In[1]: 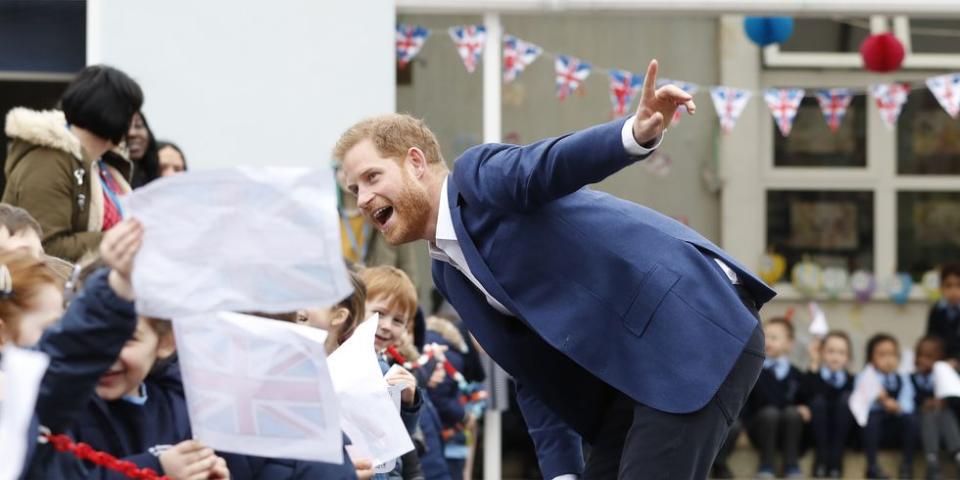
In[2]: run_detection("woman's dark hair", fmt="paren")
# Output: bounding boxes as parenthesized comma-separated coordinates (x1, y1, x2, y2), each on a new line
(130, 112, 160, 188)
(60, 65, 143, 144)
(156, 140, 188, 171)
(865, 333, 899, 366)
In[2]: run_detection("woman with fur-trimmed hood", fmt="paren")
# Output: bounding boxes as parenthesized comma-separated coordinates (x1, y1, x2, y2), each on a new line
(3, 65, 142, 262)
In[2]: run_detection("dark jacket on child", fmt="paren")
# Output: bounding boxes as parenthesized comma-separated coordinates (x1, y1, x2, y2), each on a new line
(801, 368, 853, 403)
(927, 301, 960, 361)
(912, 372, 935, 411)
(19, 269, 138, 480)
(744, 362, 804, 418)
(70, 360, 358, 479)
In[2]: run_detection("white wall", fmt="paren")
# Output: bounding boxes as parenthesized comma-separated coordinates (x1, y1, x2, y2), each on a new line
(91, 0, 395, 169)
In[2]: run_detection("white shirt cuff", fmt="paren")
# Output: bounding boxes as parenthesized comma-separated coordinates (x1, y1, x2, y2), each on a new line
(621, 115, 664, 156)
(552, 475, 579, 480)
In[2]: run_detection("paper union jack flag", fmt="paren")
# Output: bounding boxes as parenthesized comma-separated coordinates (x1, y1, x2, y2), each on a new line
(871, 83, 911, 130)
(658, 79, 700, 125)
(815, 88, 853, 133)
(178, 320, 332, 440)
(396, 24, 430, 68)
(503, 35, 542, 84)
(926, 73, 960, 119)
(554, 55, 591, 101)
(763, 88, 805, 137)
(448, 25, 486, 73)
(709, 87, 752, 134)
(608, 69, 643, 117)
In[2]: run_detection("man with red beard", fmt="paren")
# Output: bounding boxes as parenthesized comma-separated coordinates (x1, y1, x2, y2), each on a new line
(335, 60, 775, 480)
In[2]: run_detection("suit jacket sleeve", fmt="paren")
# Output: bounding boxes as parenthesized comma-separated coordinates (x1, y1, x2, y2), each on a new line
(454, 118, 652, 212)
(516, 382, 584, 479)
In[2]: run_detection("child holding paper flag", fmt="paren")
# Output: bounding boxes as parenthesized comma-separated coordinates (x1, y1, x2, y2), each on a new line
(914, 336, 960, 480)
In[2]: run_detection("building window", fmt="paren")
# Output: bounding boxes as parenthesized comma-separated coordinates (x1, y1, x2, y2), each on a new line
(774, 95, 867, 168)
(897, 90, 960, 175)
(898, 191, 960, 277)
(767, 190, 874, 273)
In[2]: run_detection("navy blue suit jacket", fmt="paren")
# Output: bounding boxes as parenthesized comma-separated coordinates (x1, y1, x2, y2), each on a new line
(430, 118, 775, 477)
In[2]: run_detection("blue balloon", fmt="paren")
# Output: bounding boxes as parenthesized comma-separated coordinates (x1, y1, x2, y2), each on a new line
(743, 17, 795, 47)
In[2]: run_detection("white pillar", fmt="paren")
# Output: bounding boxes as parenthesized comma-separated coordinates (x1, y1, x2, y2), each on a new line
(481, 13, 503, 480)
(85, 0, 102, 65)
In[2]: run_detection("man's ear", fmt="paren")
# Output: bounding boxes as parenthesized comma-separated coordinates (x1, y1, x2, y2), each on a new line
(406, 147, 428, 178)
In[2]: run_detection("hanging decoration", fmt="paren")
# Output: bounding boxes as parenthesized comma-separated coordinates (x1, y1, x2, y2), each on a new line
(850, 270, 876, 303)
(743, 17, 795, 47)
(871, 83, 911, 130)
(822, 266, 849, 300)
(884, 272, 914, 306)
(710, 87, 752, 134)
(503, 35, 542, 84)
(860, 33, 906, 73)
(815, 88, 854, 133)
(608, 69, 643, 117)
(448, 25, 486, 73)
(764, 88, 805, 137)
(792, 257, 823, 297)
(396, 24, 430, 68)
(758, 250, 787, 286)
(926, 73, 960, 119)
(554, 55, 591, 101)
(922, 270, 942, 302)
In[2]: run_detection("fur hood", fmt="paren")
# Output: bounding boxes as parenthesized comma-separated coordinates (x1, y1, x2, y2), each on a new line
(5, 107, 83, 159)
(426, 316, 468, 353)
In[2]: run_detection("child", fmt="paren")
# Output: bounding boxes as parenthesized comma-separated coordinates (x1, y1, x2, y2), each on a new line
(3, 220, 187, 479)
(912, 336, 960, 480)
(0, 203, 43, 257)
(859, 333, 918, 479)
(803, 330, 855, 478)
(927, 263, 960, 365)
(295, 268, 367, 354)
(359, 265, 450, 480)
(743, 317, 807, 479)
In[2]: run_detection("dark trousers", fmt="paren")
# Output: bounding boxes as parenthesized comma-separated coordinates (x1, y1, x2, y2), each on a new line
(581, 283, 764, 480)
(862, 410, 918, 469)
(810, 392, 853, 471)
(746, 405, 804, 471)
(446, 458, 465, 480)
(920, 408, 960, 459)
(714, 419, 743, 468)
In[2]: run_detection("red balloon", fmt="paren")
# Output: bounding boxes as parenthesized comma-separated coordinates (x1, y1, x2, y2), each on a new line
(860, 33, 905, 73)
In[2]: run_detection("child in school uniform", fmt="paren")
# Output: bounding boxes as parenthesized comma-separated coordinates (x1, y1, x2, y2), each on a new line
(743, 317, 807, 479)
(912, 335, 960, 480)
(859, 333, 919, 480)
(69, 237, 364, 479)
(926, 263, 960, 364)
(803, 330, 855, 478)
(359, 265, 450, 480)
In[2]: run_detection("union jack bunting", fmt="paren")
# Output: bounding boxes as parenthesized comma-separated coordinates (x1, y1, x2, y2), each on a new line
(815, 88, 853, 133)
(926, 73, 960, 119)
(710, 87, 752, 134)
(448, 25, 486, 73)
(554, 55, 591, 101)
(871, 83, 910, 130)
(503, 35, 542, 83)
(396, 24, 430, 68)
(763, 88, 805, 137)
(608, 69, 643, 117)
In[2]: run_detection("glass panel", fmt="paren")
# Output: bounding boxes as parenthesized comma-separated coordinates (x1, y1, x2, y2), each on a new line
(774, 95, 867, 167)
(897, 90, 960, 175)
(898, 191, 960, 279)
(767, 190, 874, 273)
(778, 18, 870, 53)
(909, 20, 960, 54)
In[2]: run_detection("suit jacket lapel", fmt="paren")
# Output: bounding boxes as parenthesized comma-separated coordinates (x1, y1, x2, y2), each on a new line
(445, 176, 521, 317)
